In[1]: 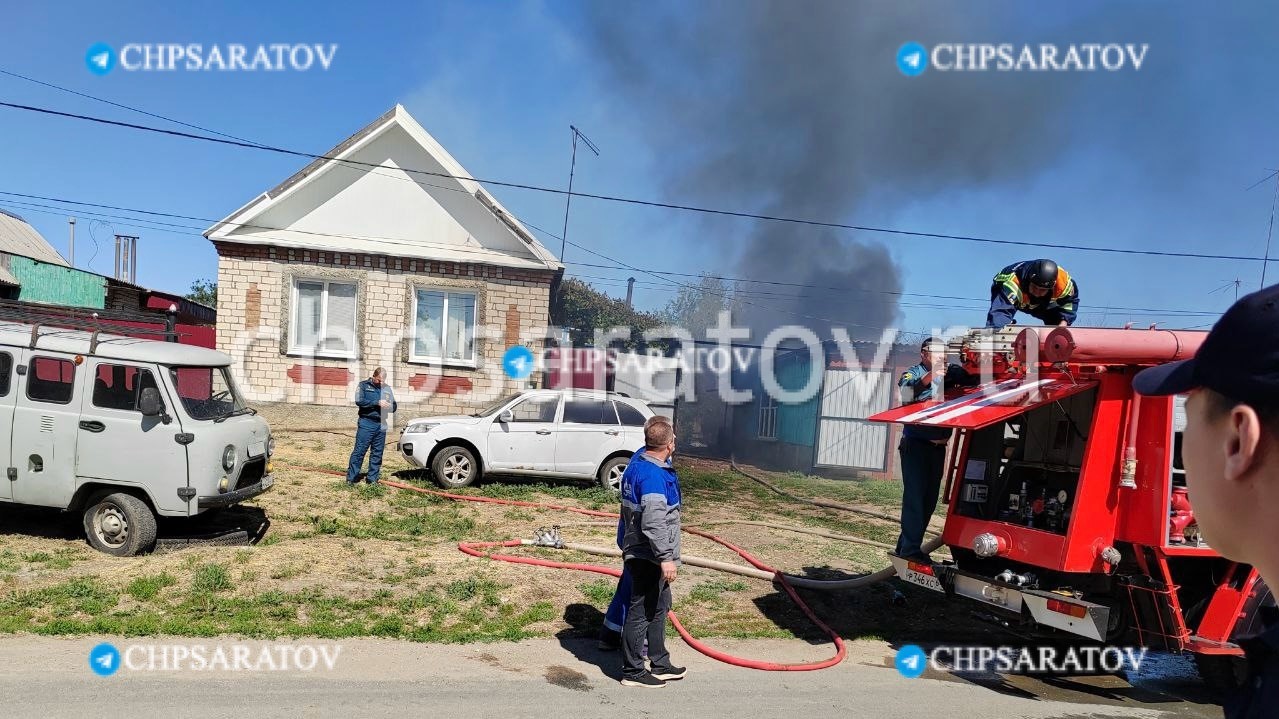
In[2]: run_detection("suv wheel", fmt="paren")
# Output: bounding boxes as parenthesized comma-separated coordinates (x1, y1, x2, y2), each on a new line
(598, 456, 629, 494)
(432, 446, 479, 489)
(83, 491, 157, 557)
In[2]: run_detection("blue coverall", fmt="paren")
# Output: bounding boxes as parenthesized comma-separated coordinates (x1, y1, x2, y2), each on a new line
(347, 378, 397, 484)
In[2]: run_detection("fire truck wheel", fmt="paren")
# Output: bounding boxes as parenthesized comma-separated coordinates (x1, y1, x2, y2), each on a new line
(1194, 654, 1249, 696)
(1189, 582, 1273, 695)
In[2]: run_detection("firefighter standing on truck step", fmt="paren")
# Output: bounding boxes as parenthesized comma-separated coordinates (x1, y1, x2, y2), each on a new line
(987, 259, 1079, 329)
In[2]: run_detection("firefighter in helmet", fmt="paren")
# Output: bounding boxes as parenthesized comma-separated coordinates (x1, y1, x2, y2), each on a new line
(986, 259, 1080, 329)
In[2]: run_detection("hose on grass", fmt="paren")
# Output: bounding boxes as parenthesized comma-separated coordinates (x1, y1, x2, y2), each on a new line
(729, 458, 943, 538)
(280, 461, 938, 670)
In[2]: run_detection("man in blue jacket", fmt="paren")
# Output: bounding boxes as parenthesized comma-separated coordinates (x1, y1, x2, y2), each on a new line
(599, 417, 670, 651)
(617, 417, 686, 688)
(346, 367, 397, 485)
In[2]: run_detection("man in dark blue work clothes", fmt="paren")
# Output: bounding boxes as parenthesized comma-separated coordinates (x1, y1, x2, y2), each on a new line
(617, 417, 686, 688)
(895, 338, 972, 562)
(599, 417, 671, 652)
(347, 367, 397, 485)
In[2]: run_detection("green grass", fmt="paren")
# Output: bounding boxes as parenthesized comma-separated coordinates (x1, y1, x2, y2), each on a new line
(270, 563, 307, 581)
(0, 573, 556, 643)
(302, 508, 478, 542)
(126, 572, 177, 601)
(191, 564, 234, 594)
(579, 578, 615, 606)
(685, 579, 750, 608)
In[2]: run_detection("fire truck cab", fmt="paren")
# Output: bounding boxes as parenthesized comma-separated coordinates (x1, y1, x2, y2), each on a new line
(871, 326, 1273, 689)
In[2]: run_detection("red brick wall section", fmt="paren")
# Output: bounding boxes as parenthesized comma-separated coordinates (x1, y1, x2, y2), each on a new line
(287, 364, 353, 386)
(408, 375, 473, 395)
(212, 241, 557, 285)
(505, 305, 520, 346)
(245, 284, 261, 329)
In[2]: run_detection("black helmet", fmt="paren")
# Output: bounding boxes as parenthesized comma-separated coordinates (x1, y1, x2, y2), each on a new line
(1021, 259, 1058, 289)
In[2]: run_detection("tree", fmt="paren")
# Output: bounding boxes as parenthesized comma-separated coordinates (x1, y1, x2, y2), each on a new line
(551, 278, 664, 349)
(186, 278, 217, 307)
(660, 274, 742, 338)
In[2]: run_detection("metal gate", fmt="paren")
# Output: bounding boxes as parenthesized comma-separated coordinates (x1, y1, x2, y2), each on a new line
(814, 369, 892, 470)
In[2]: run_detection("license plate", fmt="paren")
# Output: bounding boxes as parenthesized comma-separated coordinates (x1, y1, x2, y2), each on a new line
(248, 441, 266, 458)
(901, 568, 944, 593)
(261, 475, 274, 489)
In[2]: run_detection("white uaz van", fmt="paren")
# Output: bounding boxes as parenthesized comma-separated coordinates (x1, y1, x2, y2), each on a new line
(0, 321, 273, 556)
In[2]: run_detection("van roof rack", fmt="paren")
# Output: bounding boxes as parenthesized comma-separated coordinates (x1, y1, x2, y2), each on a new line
(0, 305, 176, 354)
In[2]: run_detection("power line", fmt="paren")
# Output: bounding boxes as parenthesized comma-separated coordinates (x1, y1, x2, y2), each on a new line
(565, 273, 1220, 319)
(3, 190, 1222, 324)
(0, 191, 544, 265)
(0, 189, 921, 335)
(0, 79, 1234, 332)
(0, 98, 1270, 263)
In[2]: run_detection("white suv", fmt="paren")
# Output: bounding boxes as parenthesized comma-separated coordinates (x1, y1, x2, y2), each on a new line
(397, 390, 655, 492)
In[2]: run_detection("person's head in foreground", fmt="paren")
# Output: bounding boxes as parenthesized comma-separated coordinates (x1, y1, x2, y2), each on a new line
(1134, 283, 1279, 580)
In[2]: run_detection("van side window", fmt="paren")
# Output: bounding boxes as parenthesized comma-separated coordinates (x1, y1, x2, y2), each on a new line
(92, 364, 158, 412)
(27, 356, 76, 404)
(0, 352, 11, 397)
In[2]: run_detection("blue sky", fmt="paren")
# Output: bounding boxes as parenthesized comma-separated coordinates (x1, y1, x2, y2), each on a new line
(2, 1, 1278, 340)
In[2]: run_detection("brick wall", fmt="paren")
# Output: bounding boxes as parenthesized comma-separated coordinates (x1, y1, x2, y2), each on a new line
(214, 242, 555, 422)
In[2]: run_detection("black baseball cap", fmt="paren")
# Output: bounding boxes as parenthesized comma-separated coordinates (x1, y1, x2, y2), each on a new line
(1134, 284, 1279, 399)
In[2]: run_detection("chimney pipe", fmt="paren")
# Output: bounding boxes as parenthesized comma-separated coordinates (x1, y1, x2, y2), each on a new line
(626, 277, 635, 308)
(68, 217, 76, 266)
(114, 235, 121, 278)
(130, 236, 137, 283)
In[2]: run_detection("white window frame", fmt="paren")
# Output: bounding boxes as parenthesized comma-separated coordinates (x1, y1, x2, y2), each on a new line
(409, 286, 479, 367)
(289, 278, 359, 359)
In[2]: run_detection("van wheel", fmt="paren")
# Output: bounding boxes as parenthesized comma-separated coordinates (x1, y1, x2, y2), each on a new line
(83, 492, 157, 557)
(431, 446, 479, 489)
(598, 457, 629, 494)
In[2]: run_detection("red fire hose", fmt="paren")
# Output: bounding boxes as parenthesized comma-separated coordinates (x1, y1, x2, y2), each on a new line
(282, 464, 851, 671)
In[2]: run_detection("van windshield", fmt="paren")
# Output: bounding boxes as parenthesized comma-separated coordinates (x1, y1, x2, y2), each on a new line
(169, 366, 250, 421)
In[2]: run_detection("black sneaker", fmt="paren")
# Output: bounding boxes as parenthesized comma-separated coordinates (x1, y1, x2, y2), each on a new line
(651, 665, 687, 681)
(620, 673, 666, 688)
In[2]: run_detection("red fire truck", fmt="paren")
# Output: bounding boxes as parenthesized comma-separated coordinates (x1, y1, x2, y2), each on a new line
(870, 326, 1273, 689)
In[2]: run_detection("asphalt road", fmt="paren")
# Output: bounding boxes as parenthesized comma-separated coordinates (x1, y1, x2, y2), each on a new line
(0, 636, 1222, 719)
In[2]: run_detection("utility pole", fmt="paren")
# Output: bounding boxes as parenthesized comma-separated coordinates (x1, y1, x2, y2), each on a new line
(1263, 174, 1279, 289)
(559, 125, 599, 263)
(625, 277, 635, 308)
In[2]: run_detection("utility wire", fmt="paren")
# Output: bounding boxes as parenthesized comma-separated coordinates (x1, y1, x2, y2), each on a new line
(0, 191, 1226, 320)
(0, 189, 919, 335)
(0, 98, 1270, 263)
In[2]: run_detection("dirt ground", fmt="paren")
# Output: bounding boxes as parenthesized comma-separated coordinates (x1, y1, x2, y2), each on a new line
(0, 428, 981, 649)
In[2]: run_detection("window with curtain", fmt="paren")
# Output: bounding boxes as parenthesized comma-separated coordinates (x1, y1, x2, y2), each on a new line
(290, 279, 358, 357)
(411, 288, 477, 364)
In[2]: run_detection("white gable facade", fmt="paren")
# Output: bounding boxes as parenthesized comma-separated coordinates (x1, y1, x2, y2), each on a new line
(205, 106, 563, 420)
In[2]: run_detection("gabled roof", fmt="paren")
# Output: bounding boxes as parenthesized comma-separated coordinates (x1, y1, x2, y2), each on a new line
(0, 209, 70, 267)
(204, 105, 563, 272)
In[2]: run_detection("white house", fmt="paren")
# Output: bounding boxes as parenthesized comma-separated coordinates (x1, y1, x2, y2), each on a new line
(204, 105, 564, 422)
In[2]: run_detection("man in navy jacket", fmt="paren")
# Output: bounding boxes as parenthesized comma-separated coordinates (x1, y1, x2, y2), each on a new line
(617, 417, 686, 688)
(346, 367, 397, 485)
